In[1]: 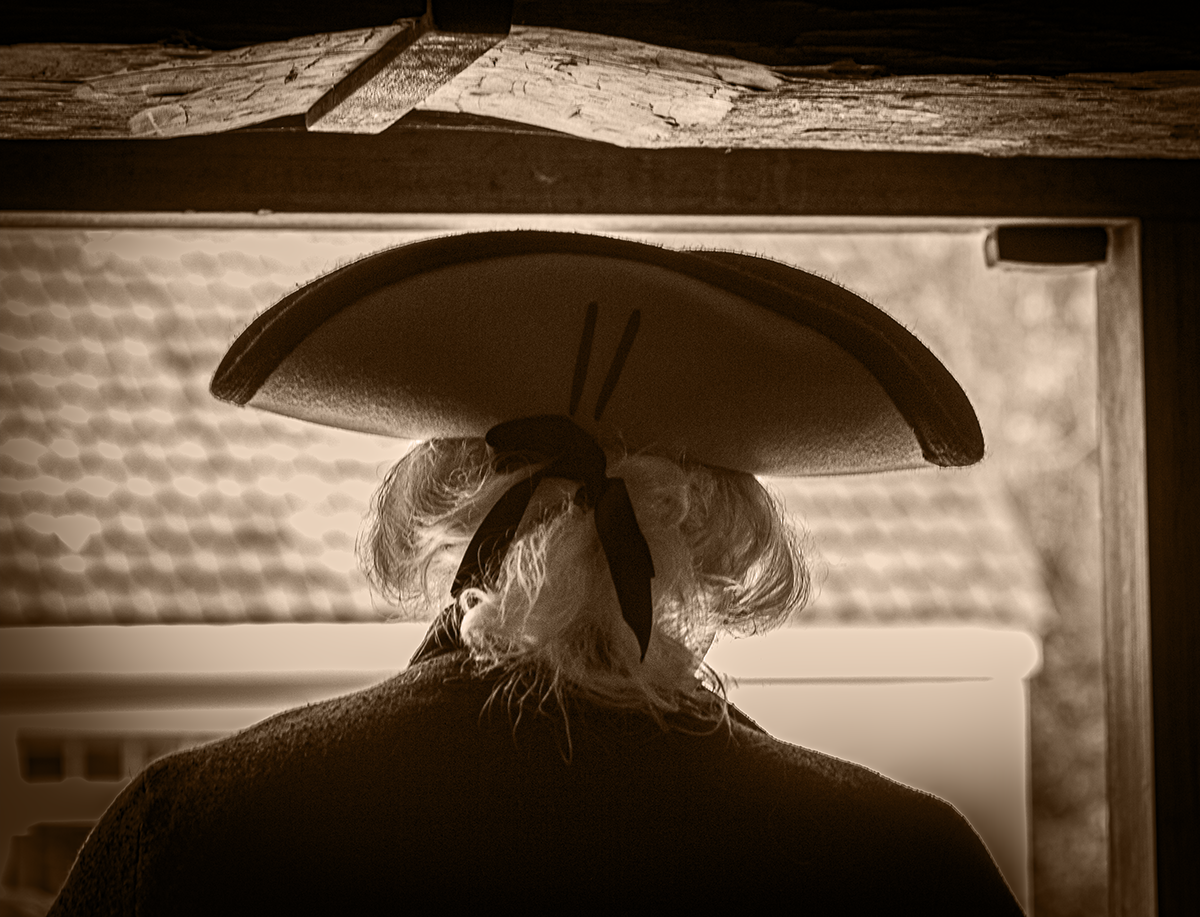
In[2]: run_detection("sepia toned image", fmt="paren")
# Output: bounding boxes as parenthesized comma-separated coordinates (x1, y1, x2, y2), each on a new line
(1, 2, 1196, 915)
(3, 222, 1101, 913)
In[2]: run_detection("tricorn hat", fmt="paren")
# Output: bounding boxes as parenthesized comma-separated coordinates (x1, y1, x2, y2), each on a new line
(211, 231, 983, 476)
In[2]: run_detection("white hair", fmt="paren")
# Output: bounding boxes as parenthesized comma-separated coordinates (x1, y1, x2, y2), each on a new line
(360, 437, 811, 731)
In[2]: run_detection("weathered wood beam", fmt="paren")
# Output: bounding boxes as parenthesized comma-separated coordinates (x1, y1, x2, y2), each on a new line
(2, 132, 1195, 218)
(304, 17, 430, 131)
(3, 26, 1198, 156)
(306, 9, 508, 134)
(0, 27, 408, 138)
(414, 27, 783, 146)
(415, 27, 1200, 157)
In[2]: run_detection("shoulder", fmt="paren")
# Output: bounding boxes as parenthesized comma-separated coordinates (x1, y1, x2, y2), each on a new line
(138, 653, 487, 797)
(48, 771, 146, 916)
(50, 657, 491, 914)
(51, 658, 1023, 913)
(712, 722, 1023, 913)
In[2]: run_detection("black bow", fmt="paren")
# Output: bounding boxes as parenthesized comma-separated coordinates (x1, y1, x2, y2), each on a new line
(448, 415, 656, 661)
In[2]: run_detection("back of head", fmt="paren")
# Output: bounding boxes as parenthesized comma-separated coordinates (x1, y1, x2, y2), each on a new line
(361, 438, 810, 720)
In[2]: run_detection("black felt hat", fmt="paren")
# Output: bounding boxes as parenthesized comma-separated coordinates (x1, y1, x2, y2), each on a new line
(211, 231, 983, 476)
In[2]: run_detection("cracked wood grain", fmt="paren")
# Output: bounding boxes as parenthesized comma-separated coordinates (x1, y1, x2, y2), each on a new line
(417, 27, 783, 147)
(415, 27, 1200, 157)
(2, 24, 1197, 156)
(0, 27, 409, 138)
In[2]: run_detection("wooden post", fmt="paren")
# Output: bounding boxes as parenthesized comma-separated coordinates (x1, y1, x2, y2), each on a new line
(1097, 224, 1157, 916)
(1139, 220, 1200, 917)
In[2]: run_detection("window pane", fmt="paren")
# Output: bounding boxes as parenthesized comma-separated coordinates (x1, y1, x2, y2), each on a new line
(0, 224, 1103, 914)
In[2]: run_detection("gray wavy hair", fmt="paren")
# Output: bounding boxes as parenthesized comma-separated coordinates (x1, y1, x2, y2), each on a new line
(359, 437, 811, 726)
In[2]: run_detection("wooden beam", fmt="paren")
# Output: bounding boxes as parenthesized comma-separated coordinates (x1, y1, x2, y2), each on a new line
(304, 16, 431, 131)
(306, 11, 508, 134)
(414, 27, 784, 147)
(415, 27, 1200, 156)
(1097, 225, 1157, 917)
(0, 27, 408, 138)
(4, 26, 1198, 156)
(2, 131, 1196, 217)
(1139, 219, 1200, 917)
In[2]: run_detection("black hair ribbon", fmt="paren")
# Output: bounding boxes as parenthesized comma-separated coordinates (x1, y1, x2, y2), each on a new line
(424, 415, 656, 663)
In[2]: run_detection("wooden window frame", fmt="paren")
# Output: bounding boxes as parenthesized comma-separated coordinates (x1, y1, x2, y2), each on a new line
(1, 136, 1195, 915)
(1097, 224, 1157, 915)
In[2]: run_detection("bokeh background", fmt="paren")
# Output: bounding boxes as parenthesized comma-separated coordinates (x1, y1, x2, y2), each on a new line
(1, 223, 1103, 914)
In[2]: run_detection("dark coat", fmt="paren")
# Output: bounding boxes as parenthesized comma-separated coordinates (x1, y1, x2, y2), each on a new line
(50, 651, 1024, 914)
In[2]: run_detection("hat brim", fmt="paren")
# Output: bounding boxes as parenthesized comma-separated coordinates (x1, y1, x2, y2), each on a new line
(211, 231, 983, 476)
